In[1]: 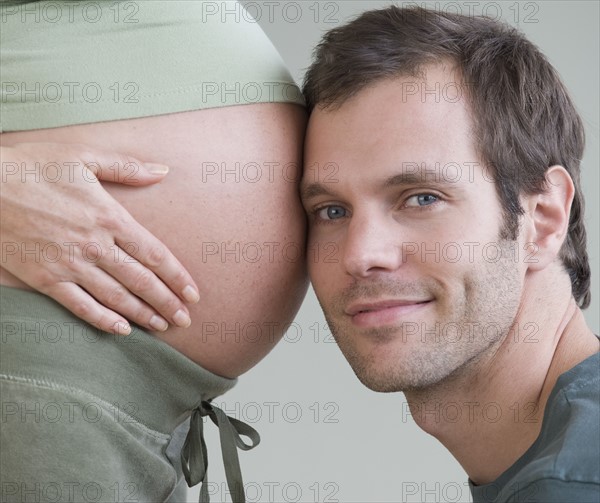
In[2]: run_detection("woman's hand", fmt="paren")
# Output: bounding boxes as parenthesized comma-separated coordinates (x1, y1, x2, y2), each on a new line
(0, 142, 199, 335)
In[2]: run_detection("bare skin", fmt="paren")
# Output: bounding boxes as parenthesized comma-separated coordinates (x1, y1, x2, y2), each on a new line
(0, 143, 201, 335)
(1, 103, 309, 378)
(302, 68, 598, 484)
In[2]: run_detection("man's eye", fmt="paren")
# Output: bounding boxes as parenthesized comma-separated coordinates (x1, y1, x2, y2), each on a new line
(405, 194, 439, 207)
(316, 205, 347, 221)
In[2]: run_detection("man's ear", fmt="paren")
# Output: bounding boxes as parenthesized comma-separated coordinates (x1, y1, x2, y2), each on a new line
(521, 165, 575, 271)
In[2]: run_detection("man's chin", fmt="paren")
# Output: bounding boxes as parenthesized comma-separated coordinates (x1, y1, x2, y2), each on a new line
(353, 371, 447, 394)
(348, 361, 410, 393)
(347, 357, 455, 394)
(355, 374, 405, 393)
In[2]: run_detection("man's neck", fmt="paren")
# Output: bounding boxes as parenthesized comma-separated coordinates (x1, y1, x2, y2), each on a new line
(404, 269, 598, 485)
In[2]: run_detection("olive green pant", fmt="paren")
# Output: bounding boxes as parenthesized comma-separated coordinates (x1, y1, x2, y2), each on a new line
(0, 286, 238, 503)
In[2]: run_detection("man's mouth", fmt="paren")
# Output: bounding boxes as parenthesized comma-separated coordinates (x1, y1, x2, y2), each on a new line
(345, 299, 433, 328)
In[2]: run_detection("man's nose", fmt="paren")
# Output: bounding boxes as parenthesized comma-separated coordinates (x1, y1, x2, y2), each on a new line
(342, 213, 404, 279)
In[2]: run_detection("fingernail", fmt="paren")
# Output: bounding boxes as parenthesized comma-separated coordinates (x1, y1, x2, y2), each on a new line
(173, 309, 191, 328)
(113, 321, 131, 336)
(182, 285, 200, 303)
(145, 163, 169, 175)
(149, 315, 169, 332)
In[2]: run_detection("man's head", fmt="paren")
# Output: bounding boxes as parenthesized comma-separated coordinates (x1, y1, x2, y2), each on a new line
(301, 7, 588, 392)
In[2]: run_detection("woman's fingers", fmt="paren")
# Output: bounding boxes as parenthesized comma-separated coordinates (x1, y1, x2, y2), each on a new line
(76, 267, 171, 332)
(80, 146, 171, 186)
(97, 242, 193, 328)
(113, 224, 200, 304)
(0, 142, 199, 332)
(43, 281, 133, 336)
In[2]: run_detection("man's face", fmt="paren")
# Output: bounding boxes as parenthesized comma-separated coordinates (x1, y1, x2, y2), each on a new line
(302, 65, 526, 392)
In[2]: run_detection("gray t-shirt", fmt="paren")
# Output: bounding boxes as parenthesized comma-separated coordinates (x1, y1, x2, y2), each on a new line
(470, 350, 600, 503)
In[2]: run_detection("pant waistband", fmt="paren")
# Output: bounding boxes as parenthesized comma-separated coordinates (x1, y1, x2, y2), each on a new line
(0, 285, 237, 434)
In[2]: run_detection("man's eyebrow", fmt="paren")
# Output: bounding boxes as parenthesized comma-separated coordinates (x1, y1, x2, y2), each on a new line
(300, 183, 339, 202)
(382, 172, 426, 188)
(301, 165, 465, 202)
(382, 166, 466, 189)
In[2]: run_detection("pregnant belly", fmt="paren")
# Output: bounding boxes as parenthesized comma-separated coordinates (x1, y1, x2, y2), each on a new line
(0, 103, 309, 378)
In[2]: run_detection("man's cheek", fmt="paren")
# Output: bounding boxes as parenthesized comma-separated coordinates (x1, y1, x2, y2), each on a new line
(307, 258, 330, 290)
(306, 243, 323, 283)
(307, 258, 337, 299)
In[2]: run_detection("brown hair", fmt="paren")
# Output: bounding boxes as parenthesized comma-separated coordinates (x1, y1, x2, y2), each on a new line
(303, 6, 590, 308)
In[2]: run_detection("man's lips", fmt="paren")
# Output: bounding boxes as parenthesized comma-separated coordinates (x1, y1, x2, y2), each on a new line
(345, 299, 433, 328)
(345, 299, 432, 316)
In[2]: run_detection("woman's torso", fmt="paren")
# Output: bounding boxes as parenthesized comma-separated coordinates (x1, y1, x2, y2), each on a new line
(0, 1, 308, 378)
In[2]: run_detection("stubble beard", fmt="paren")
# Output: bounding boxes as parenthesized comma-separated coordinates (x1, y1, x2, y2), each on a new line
(321, 239, 523, 393)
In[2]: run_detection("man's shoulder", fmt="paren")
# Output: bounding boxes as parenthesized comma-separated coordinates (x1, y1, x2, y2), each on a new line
(472, 352, 600, 503)
(502, 478, 600, 503)
(504, 351, 600, 502)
